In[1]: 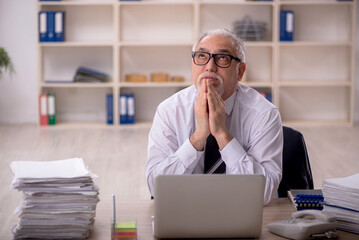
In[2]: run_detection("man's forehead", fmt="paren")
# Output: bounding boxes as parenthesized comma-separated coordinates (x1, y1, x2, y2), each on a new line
(196, 35, 236, 54)
(197, 47, 231, 54)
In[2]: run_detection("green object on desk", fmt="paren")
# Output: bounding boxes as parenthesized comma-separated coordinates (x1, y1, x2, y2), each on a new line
(116, 221, 136, 229)
(114, 222, 137, 239)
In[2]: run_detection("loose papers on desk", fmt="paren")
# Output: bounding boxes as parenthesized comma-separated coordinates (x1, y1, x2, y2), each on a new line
(322, 173, 359, 235)
(10, 158, 100, 239)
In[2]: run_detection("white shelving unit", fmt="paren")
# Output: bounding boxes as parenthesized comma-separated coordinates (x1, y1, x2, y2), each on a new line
(37, 0, 356, 128)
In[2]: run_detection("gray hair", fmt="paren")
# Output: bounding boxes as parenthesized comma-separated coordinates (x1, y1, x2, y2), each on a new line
(192, 28, 246, 63)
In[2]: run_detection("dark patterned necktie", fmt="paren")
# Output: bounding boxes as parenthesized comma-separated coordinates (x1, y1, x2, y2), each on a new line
(204, 134, 226, 174)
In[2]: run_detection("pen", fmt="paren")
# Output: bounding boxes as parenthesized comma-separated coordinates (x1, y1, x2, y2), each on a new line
(112, 194, 116, 240)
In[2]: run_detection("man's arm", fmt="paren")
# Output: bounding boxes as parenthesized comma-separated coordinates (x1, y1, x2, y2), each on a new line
(220, 109, 283, 205)
(146, 106, 204, 197)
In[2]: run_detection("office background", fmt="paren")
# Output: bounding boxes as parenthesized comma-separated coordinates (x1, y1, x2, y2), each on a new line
(0, 0, 359, 124)
(1, 1, 359, 238)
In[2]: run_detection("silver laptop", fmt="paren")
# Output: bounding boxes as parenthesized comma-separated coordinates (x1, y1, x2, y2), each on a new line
(153, 174, 265, 239)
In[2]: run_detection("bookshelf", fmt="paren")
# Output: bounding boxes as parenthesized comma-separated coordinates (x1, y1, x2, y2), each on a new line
(37, 0, 356, 128)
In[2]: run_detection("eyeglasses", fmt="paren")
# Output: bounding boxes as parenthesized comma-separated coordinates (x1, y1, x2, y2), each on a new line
(192, 51, 241, 68)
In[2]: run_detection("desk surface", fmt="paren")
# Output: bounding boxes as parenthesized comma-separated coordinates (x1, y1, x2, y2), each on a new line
(90, 198, 357, 240)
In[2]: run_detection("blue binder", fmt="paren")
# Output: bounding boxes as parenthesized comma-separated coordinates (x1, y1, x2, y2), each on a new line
(126, 93, 135, 124)
(119, 93, 135, 124)
(279, 11, 286, 41)
(107, 94, 113, 125)
(39, 12, 47, 42)
(47, 11, 56, 42)
(119, 94, 128, 124)
(54, 11, 65, 42)
(280, 10, 294, 41)
(285, 11, 294, 41)
(39, 11, 65, 42)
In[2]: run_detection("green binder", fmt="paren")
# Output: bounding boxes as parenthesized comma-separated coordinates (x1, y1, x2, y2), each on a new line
(48, 94, 56, 125)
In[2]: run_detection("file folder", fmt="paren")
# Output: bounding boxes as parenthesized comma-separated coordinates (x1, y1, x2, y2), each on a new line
(285, 11, 294, 41)
(280, 10, 294, 41)
(119, 94, 127, 124)
(47, 94, 56, 125)
(127, 93, 135, 124)
(279, 11, 286, 41)
(107, 94, 113, 125)
(55, 12, 65, 42)
(119, 94, 135, 124)
(47, 12, 56, 42)
(39, 12, 47, 42)
(39, 94, 48, 126)
(74, 67, 109, 83)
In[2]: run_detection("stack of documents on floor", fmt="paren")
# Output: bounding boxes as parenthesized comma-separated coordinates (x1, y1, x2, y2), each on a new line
(10, 158, 99, 239)
(322, 173, 359, 235)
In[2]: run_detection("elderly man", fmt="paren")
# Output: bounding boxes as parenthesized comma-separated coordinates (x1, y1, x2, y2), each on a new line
(146, 28, 283, 205)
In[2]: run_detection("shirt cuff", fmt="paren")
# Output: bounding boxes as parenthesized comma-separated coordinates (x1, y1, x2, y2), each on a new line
(220, 138, 246, 170)
(177, 138, 204, 170)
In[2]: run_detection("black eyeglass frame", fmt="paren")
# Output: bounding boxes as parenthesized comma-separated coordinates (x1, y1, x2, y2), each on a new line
(192, 51, 241, 68)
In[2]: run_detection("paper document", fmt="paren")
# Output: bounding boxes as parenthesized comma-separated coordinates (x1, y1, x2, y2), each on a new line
(10, 158, 93, 179)
(10, 158, 100, 240)
(322, 173, 359, 234)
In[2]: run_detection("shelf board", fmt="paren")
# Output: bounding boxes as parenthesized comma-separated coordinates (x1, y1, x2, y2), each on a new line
(241, 81, 272, 88)
(40, 121, 153, 129)
(119, 0, 194, 6)
(244, 42, 274, 47)
(279, 81, 351, 87)
(40, 121, 115, 129)
(41, 82, 113, 88)
(38, 1, 113, 6)
(279, 0, 353, 6)
(120, 81, 193, 88)
(279, 41, 352, 47)
(121, 81, 271, 88)
(283, 119, 352, 127)
(119, 41, 193, 47)
(199, 0, 274, 6)
(39, 42, 113, 47)
(119, 121, 152, 129)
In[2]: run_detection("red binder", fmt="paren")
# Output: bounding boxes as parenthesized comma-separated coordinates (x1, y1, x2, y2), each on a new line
(39, 94, 48, 126)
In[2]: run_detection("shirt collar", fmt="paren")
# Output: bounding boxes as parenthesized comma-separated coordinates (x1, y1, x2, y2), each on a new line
(225, 89, 237, 116)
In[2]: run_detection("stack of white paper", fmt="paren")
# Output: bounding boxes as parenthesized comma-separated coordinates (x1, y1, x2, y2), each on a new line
(10, 158, 99, 239)
(322, 173, 359, 235)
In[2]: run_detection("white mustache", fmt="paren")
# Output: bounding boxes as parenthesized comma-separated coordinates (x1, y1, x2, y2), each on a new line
(197, 72, 223, 85)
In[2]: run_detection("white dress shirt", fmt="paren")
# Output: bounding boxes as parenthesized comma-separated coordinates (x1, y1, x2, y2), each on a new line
(146, 83, 283, 205)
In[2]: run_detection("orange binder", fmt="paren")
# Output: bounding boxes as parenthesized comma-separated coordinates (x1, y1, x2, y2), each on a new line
(39, 94, 48, 126)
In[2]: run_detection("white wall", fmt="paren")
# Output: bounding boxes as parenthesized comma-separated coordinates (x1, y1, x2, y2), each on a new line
(0, 0, 358, 124)
(0, 0, 37, 123)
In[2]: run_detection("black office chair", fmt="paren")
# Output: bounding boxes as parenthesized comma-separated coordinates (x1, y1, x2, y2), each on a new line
(278, 126, 314, 198)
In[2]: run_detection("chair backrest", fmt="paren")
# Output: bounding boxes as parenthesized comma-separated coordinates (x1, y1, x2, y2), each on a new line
(278, 126, 314, 197)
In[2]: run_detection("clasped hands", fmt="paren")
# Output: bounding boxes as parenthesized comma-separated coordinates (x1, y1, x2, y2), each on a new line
(190, 80, 233, 151)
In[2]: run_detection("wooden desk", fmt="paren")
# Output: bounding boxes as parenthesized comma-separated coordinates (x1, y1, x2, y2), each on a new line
(91, 198, 358, 240)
